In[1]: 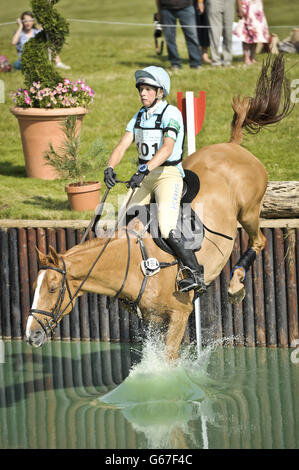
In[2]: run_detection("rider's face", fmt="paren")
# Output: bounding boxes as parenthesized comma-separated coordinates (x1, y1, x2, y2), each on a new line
(138, 85, 161, 107)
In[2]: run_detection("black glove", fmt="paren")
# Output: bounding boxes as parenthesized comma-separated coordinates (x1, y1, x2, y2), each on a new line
(104, 167, 117, 189)
(128, 171, 146, 189)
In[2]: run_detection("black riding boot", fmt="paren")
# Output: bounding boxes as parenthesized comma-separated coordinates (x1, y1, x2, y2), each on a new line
(166, 229, 207, 293)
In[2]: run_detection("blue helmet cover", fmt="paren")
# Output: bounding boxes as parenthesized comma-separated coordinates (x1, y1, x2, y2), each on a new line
(135, 66, 171, 97)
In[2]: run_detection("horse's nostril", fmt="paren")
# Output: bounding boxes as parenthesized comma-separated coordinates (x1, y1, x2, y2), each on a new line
(29, 329, 46, 347)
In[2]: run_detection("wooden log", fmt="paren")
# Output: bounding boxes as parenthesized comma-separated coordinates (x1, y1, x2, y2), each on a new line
(273, 228, 288, 347)
(231, 230, 244, 346)
(220, 261, 234, 345)
(37, 228, 47, 254)
(27, 228, 38, 304)
(18, 228, 30, 336)
(261, 181, 299, 218)
(98, 295, 110, 342)
(111, 347, 124, 385)
(46, 228, 57, 253)
(129, 310, 144, 343)
(8, 229, 22, 339)
(57, 228, 70, 340)
(263, 228, 277, 347)
(213, 275, 223, 342)
(253, 238, 266, 347)
(88, 293, 100, 340)
(66, 228, 80, 340)
(118, 301, 130, 343)
(46, 228, 61, 339)
(0, 230, 11, 338)
(285, 228, 299, 346)
(76, 230, 90, 341)
(90, 342, 104, 387)
(108, 297, 120, 342)
(241, 229, 255, 347)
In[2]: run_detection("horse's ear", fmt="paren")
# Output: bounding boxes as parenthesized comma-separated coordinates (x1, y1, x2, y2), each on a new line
(35, 247, 48, 266)
(48, 245, 60, 266)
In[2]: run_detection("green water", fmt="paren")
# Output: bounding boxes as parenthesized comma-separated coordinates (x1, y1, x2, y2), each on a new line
(0, 339, 298, 449)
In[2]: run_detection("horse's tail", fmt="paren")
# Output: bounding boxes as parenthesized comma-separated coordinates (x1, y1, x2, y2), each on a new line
(230, 54, 292, 145)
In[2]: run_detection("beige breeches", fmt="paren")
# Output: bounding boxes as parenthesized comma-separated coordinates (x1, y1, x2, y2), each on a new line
(121, 166, 183, 239)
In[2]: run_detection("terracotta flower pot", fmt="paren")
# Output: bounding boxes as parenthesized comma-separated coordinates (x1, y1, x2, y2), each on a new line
(10, 106, 88, 180)
(65, 181, 101, 212)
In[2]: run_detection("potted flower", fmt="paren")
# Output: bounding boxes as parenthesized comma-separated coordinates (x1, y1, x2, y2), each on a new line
(10, 0, 95, 180)
(44, 115, 107, 212)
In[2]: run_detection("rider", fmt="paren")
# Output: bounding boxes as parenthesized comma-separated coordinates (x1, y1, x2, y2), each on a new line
(103, 66, 204, 292)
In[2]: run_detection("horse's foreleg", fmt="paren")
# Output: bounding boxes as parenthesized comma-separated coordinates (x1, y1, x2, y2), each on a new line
(228, 205, 267, 304)
(165, 310, 190, 360)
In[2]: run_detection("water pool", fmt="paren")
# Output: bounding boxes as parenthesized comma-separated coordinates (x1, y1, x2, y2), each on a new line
(0, 339, 298, 449)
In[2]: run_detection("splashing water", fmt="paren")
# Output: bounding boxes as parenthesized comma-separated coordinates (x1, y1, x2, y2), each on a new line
(100, 331, 214, 406)
(98, 330, 225, 448)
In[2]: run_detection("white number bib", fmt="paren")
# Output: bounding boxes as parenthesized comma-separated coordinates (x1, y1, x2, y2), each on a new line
(135, 128, 163, 161)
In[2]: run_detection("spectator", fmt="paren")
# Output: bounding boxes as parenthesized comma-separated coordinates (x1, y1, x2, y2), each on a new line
(235, 0, 269, 65)
(156, 0, 202, 70)
(194, 0, 212, 64)
(12, 11, 70, 70)
(206, 0, 235, 66)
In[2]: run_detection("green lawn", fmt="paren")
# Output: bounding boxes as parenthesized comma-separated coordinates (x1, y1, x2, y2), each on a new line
(0, 0, 298, 220)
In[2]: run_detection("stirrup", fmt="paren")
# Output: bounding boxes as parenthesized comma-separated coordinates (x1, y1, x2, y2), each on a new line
(176, 266, 207, 293)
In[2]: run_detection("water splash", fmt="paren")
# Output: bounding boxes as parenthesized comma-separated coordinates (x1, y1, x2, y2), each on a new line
(100, 331, 213, 406)
(97, 330, 245, 448)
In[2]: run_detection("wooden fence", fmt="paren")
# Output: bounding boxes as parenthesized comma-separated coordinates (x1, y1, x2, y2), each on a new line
(0, 222, 298, 347)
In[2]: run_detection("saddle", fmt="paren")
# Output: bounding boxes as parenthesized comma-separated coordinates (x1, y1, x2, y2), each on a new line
(125, 169, 204, 255)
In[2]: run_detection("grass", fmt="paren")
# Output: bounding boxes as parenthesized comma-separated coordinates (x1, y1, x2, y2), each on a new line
(0, 0, 298, 220)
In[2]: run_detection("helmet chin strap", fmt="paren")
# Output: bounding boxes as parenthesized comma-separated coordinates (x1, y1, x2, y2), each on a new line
(146, 88, 163, 110)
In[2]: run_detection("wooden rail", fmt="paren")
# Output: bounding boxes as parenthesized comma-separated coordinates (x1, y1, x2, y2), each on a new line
(0, 223, 298, 347)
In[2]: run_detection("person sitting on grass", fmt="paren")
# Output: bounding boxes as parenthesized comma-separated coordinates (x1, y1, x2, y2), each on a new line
(11, 10, 70, 70)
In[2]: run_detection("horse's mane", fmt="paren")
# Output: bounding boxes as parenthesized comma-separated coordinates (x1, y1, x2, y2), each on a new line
(64, 225, 130, 257)
(230, 54, 292, 145)
(65, 235, 112, 256)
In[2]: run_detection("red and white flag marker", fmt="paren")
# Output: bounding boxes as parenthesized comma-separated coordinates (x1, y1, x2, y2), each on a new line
(177, 90, 206, 355)
(177, 90, 208, 445)
(177, 91, 206, 155)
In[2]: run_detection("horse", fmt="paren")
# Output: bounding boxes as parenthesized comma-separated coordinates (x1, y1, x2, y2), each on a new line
(25, 55, 291, 360)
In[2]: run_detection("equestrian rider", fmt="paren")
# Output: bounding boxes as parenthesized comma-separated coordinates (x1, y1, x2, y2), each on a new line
(103, 66, 204, 292)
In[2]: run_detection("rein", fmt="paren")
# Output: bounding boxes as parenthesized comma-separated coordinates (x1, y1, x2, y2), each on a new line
(28, 225, 177, 336)
(28, 185, 135, 337)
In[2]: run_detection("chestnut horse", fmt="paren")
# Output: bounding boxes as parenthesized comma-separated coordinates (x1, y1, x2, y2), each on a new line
(26, 55, 291, 359)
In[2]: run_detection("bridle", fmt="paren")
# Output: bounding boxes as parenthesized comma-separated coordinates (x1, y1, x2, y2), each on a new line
(28, 186, 136, 339)
(27, 224, 176, 339)
(28, 228, 132, 338)
(29, 259, 74, 336)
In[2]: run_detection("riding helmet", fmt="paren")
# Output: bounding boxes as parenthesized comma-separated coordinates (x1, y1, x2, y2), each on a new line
(135, 66, 170, 97)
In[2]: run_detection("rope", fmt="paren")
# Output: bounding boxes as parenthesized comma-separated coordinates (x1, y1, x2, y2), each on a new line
(1, 19, 298, 28)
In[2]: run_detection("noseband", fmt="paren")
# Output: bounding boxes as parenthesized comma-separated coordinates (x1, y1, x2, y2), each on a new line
(29, 259, 74, 336)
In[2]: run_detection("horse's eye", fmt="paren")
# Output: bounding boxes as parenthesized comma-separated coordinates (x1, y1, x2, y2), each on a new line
(49, 286, 57, 294)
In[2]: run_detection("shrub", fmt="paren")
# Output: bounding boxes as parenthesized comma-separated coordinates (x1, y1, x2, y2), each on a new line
(44, 115, 108, 185)
(11, 0, 94, 109)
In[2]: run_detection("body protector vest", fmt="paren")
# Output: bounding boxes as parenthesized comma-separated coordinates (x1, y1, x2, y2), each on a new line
(134, 104, 183, 166)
